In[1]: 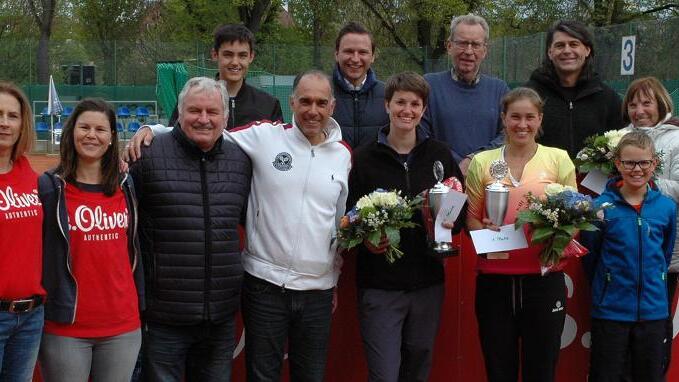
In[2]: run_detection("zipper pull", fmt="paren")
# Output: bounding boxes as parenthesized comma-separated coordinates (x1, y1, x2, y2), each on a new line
(637, 217, 642, 226)
(403, 162, 408, 171)
(311, 148, 315, 157)
(281, 283, 286, 293)
(569, 101, 573, 110)
(606, 272, 611, 282)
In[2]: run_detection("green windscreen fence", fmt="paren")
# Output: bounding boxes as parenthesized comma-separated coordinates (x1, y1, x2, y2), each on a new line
(156, 63, 294, 123)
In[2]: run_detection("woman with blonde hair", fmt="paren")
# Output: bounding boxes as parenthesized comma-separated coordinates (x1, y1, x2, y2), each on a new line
(0, 81, 45, 381)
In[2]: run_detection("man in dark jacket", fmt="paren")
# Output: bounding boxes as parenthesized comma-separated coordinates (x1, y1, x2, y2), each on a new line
(130, 77, 251, 381)
(526, 20, 623, 158)
(332, 22, 389, 149)
(168, 24, 283, 129)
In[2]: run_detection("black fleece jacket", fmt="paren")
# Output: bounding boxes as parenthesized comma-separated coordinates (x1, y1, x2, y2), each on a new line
(526, 68, 623, 158)
(348, 126, 466, 290)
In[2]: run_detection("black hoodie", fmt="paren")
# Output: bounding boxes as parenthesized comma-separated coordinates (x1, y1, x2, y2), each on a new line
(526, 68, 623, 158)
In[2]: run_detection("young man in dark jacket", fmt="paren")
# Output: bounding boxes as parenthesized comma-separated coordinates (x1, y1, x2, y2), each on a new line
(526, 20, 623, 158)
(169, 24, 283, 129)
(332, 22, 389, 149)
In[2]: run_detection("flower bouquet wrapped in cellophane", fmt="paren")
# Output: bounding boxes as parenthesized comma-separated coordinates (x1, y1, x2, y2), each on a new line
(339, 189, 423, 264)
(514, 183, 611, 275)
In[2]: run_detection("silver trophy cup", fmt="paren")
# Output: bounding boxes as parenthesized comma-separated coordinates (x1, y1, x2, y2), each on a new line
(485, 159, 509, 227)
(427, 161, 456, 255)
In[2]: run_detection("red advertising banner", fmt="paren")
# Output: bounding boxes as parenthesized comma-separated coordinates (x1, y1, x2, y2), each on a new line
(31, 235, 679, 382)
(231, 234, 679, 381)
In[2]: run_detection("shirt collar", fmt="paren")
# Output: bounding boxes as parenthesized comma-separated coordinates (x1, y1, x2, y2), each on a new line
(451, 67, 480, 86)
(343, 75, 367, 91)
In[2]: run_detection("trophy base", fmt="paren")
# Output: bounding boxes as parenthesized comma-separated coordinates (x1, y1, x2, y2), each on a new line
(431, 242, 460, 258)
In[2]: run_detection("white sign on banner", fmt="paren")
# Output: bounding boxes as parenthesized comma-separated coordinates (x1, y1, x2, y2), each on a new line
(620, 36, 636, 75)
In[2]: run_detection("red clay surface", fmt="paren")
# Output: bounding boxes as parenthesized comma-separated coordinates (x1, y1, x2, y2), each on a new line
(27, 154, 59, 173)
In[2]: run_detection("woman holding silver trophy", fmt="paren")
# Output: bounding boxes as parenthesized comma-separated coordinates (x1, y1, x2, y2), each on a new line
(465, 87, 576, 382)
(347, 71, 465, 382)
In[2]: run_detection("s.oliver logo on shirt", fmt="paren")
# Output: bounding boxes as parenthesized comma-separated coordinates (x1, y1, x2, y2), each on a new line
(70, 205, 128, 241)
(0, 186, 41, 220)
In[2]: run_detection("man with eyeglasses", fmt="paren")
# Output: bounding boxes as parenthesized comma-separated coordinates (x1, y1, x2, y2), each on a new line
(421, 14, 509, 175)
(526, 20, 622, 158)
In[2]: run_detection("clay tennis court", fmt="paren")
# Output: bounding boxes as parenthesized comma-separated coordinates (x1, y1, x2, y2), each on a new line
(27, 154, 59, 173)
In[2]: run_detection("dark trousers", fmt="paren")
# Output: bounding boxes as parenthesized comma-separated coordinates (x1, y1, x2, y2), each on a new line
(475, 272, 566, 382)
(242, 273, 333, 382)
(142, 319, 235, 382)
(590, 318, 666, 382)
(358, 284, 445, 382)
(664, 271, 678, 374)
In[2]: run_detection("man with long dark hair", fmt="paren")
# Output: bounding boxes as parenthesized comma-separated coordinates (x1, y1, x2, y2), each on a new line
(526, 20, 623, 157)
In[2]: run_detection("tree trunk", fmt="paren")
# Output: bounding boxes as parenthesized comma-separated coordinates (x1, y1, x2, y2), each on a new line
(36, 28, 50, 84)
(312, 15, 322, 69)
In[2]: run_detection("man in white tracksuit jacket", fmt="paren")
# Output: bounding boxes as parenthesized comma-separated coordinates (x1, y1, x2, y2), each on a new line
(140, 71, 351, 381)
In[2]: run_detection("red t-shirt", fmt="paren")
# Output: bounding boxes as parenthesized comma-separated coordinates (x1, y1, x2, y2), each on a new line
(0, 156, 45, 299)
(44, 183, 139, 337)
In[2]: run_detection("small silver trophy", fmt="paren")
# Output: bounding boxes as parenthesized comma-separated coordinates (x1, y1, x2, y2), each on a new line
(485, 159, 509, 226)
(427, 161, 455, 255)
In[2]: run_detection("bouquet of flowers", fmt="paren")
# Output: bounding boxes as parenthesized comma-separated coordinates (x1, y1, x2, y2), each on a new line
(339, 189, 423, 264)
(514, 183, 611, 274)
(575, 129, 663, 175)
(574, 129, 627, 174)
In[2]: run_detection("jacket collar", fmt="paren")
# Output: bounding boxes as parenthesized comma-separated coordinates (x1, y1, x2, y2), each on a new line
(529, 67, 603, 100)
(171, 125, 224, 159)
(625, 113, 677, 131)
(377, 124, 429, 149)
(290, 115, 343, 146)
(333, 64, 377, 94)
(603, 175, 660, 203)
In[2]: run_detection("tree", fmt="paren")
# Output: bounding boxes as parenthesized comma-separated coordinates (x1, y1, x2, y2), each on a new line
(73, 0, 152, 84)
(355, 0, 474, 70)
(236, 0, 281, 34)
(288, 0, 338, 69)
(26, 0, 58, 84)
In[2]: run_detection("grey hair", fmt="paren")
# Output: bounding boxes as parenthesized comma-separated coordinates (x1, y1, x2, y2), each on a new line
(177, 76, 229, 118)
(291, 70, 334, 100)
(449, 14, 490, 43)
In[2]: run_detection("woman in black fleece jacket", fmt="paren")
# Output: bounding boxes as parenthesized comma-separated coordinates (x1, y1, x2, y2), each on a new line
(347, 72, 466, 382)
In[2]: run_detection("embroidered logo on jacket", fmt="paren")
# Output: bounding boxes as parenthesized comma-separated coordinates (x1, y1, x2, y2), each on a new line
(273, 152, 293, 171)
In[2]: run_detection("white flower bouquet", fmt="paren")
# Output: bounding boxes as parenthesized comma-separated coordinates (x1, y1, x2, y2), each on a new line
(574, 129, 627, 175)
(575, 129, 663, 175)
(339, 189, 423, 263)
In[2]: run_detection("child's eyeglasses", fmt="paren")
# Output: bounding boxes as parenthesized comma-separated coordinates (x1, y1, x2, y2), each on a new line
(620, 160, 654, 170)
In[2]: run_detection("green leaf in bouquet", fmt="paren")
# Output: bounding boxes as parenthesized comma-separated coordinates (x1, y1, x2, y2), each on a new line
(384, 226, 401, 246)
(558, 224, 577, 237)
(531, 227, 555, 243)
(367, 230, 382, 247)
(514, 210, 544, 228)
(574, 221, 599, 231)
(344, 237, 363, 249)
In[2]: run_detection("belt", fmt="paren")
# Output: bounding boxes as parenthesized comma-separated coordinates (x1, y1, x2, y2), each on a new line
(0, 295, 44, 313)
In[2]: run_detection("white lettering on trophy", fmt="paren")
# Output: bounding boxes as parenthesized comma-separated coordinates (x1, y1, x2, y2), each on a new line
(0, 187, 42, 211)
(73, 205, 128, 233)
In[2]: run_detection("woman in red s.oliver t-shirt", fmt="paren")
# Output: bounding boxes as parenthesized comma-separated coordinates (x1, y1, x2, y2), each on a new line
(0, 82, 46, 381)
(38, 98, 144, 382)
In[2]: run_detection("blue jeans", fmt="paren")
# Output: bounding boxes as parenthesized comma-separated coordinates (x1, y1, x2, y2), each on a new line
(142, 319, 235, 382)
(0, 305, 44, 382)
(242, 273, 334, 382)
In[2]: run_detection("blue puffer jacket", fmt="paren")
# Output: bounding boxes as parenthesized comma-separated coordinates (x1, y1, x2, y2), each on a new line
(582, 177, 677, 322)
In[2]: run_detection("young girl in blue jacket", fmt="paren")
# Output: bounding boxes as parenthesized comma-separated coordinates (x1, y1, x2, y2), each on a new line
(582, 131, 677, 381)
